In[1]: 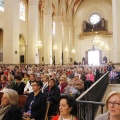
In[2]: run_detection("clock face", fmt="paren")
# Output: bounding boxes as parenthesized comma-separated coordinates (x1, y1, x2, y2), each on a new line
(90, 13, 101, 25)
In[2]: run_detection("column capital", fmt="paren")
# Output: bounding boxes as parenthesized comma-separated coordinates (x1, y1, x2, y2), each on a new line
(63, 21, 70, 27)
(44, 8, 52, 15)
(28, 0, 39, 6)
(43, 0, 52, 15)
(54, 16, 62, 22)
(44, 0, 52, 9)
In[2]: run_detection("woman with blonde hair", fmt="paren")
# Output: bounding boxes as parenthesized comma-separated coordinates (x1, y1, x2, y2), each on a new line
(95, 91, 120, 120)
(58, 75, 68, 95)
(0, 75, 7, 90)
(4, 74, 15, 89)
(0, 88, 22, 120)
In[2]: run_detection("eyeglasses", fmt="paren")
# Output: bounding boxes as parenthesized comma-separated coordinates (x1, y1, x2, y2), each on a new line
(60, 79, 64, 81)
(107, 101, 120, 107)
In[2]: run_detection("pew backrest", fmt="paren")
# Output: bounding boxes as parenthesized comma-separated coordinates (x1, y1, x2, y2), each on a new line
(0, 92, 3, 104)
(18, 95, 28, 108)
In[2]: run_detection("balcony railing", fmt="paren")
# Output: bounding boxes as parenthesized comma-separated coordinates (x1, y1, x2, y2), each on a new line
(76, 71, 109, 120)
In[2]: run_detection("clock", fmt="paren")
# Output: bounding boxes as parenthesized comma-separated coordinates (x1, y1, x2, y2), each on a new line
(90, 13, 101, 25)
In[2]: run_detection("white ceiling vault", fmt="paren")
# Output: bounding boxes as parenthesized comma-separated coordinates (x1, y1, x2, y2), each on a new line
(26, 0, 112, 21)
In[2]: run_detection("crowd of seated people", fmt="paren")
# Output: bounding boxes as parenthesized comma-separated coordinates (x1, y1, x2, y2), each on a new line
(0, 64, 112, 94)
(0, 64, 115, 119)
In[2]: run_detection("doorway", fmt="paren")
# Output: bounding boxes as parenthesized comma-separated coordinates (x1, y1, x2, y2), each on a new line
(19, 34, 26, 63)
(88, 50, 100, 66)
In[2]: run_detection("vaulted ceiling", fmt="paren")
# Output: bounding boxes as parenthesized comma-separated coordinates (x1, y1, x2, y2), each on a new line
(25, 0, 112, 21)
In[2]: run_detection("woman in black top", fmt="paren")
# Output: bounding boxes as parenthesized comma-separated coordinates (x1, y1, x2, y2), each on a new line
(13, 75, 25, 95)
(44, 78, 60, 116)
(22, 80, 47, 120)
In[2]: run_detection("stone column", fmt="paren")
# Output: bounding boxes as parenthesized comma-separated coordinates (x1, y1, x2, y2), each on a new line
(3, 0, 20, 64)
(69, 24, 74, 63)
(43, 0, 52, 64)
(112, 0, 120, 63)
(39, 18, 44, 64)
(54, 16, 62, 64)
(63, 22, 69, 64)
(27, 0, 39, 64)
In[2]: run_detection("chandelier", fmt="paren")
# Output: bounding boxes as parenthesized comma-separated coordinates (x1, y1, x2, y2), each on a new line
(53, 43, 58, 50)
(36, 37, 43, 49)
(91, 33, 109, 50)
(71, 48, 75, 53)
(64, 46, 69, 52)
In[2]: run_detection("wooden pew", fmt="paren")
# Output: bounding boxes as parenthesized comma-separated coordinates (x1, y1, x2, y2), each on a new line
(0, 92, 3, 104)
(18, 95, 28, 109)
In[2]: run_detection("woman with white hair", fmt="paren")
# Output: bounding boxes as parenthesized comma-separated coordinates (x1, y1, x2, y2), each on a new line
(0, 89, 22, 120)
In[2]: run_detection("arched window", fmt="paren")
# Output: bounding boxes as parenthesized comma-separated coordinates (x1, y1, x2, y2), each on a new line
(20, 0, 25, 21)
(0, 0, 4, 11)
(53, 22, 55, 35)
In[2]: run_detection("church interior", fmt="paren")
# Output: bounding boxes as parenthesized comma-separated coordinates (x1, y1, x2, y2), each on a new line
(0, 0, 119, 65)
(0, 1, 120, 120)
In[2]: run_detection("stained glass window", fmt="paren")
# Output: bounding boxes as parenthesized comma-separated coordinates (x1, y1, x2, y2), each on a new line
(20, 0, 25, 21)
(0, 0, 4, 11)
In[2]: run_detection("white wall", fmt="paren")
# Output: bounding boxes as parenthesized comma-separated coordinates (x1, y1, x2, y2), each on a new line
(73, 0, 113, 63)
(0, 30, 3, 52)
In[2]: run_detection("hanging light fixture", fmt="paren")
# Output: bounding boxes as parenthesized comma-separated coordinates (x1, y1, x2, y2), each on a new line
(36, 37, 43, 49)
(64, 46, 69, 52)
(91, 32, 110, 51)
(104, 44, 109, 50)
(71, 34, 75, 53)
(53, 42, 58, 50)
(71, 47, 75, 53)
